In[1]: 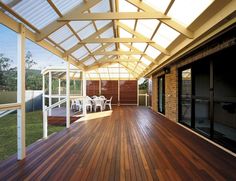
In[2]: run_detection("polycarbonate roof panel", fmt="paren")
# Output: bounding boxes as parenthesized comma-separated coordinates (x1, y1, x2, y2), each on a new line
(100, 28, 114, 38)
(84, 57, 96, 66)
(119, 20, 136, 30)
(69, 21, 91, 32)
(143, 0, 171, 13)
(90, 0, 110, 13)
(136, 20, 159, 38)
(95, 20, 112, 29)
(168, 0, 214, 27)
(132, 43, 147, 52)
(60, 36, 78, 50)
(153, 23, 180, 48)
(141, 57, 151, 66)
(49, 25, 72, 44)
(72, 46, 88, 59)
(119, 28, 133, 38)
(12, 0, 58, 30)
(52, 0, 83, 15)
(145, 45, 161, 59)
(78, 23, 96, 39)
(119, 0, 138, 12)
(86, 43, 102, 52)
(106, 44, 116, 51)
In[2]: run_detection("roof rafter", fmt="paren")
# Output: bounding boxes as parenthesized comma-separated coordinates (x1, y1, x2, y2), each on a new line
(122, 43, 155, 63)
(127, 0, 194, 39)
(65, 22, 113, 57)
(78, 38, 154, 44)
(117, 21, 169, 55)
(89, 51, 145, 56)
(36, 0, 102, 41)
(58, 12, 171, 21)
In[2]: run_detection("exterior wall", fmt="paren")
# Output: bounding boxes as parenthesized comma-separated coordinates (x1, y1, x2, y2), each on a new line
(165, 66, 178, 122)
(151, 76, 157, 112)
(152, 66, 178, 122)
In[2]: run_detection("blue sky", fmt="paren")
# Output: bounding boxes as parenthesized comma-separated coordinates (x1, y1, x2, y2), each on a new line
(0, 24, 65, 70)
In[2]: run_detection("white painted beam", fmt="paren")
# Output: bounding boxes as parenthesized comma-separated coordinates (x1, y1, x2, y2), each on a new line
(66, 61, 70, 128)
(58, 12, 171, 21)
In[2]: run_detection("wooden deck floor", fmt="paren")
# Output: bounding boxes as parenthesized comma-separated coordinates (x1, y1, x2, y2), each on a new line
(0, 106, 235, 180)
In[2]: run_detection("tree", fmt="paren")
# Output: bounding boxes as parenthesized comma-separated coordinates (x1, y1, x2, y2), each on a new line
(0, 53, 12, 71)
(0, 54, 13, 90)
(25, 51, 37, 69)
(139, 79, 148, 90)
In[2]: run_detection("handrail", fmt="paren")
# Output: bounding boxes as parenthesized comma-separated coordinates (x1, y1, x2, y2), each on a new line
(0, 103, 21, 111)
(0, 109, 15, 118)
(44, 98, 66, 111)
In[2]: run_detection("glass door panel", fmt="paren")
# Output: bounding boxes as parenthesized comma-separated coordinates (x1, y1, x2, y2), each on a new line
(158, 76, 165, 114)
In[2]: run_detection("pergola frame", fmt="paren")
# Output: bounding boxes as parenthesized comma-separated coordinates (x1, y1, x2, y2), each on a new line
(0, 0, 235, 161)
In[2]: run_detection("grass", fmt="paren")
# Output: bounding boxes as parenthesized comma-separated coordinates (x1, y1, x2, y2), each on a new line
(0, 110, 64, 161)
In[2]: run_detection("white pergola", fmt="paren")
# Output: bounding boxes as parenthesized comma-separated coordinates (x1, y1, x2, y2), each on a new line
(41, 66, 86, 138)
(0, 0, 235, 160)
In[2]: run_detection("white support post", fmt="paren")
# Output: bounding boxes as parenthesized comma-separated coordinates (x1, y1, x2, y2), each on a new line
(17, 24, 26, 160)
(82, 71, 87, 116)
(49, 71, 52, 116)
(58, 79, 61, 107)
(145, 93, 148, 107)
(137, 81, 139, 106)
(42, 74, 45, 111)
(66, 61, 70, 128)
(43, 107, 48, 138)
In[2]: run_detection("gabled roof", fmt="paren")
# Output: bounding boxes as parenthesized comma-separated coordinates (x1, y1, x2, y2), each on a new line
(0, 0, 235, 79)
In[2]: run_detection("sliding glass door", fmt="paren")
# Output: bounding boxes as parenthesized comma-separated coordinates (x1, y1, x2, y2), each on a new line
(179, 45, 236, 152)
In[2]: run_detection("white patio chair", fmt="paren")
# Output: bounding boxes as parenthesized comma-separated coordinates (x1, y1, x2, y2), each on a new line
(75, 99, 82, 112)
(71, 99, 76, 111)
(93, 98, 103, 112)
(85, 96, 93, 112)
(104, 96, 112, 110)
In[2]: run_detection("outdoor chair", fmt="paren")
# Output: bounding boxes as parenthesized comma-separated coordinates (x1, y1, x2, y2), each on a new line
(85, 96, 93, 112)
(93, 98, 103, 112)
(104, 96, 112, 110)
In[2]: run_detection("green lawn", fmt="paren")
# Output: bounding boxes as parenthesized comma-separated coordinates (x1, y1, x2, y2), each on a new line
(0, 111, 64, 161)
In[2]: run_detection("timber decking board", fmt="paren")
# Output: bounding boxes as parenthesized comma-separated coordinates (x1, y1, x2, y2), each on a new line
(0, 106, 235, 180)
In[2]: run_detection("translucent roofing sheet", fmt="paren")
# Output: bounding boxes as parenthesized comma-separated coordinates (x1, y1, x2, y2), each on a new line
(49, 25, 72, 44)
(119, 0, 138, 12)
(60, 36, 78, 50)
(168, 0, 214, 27)
(51, 0, 83, 15)
(78, 23, 96, 39)
(153, 24, 180, 48)
(100, 28, 114, 38)
(90, 0, 110, 13)
(95, 20, 112, 29)
(13, 0, 58, 30)
(143, 0, 171, 13)
(69, 21, 91, 32)
(0, 0, 217, 79)
(136, 19, 159, 38)
(72, 46, 88, 59)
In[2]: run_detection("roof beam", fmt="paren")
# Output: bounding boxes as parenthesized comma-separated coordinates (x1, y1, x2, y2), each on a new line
(78, 38, 154, 44)
(127, 0, 194, 39)
(117, 21, 169, 55)
(122, 43, 155, 63)
(36, 0, 101, 41)
(80, 43, 112, 62)
(89, 51, 145, 56)
(65, 22, 113, 57)
(58, 12, 171, 21)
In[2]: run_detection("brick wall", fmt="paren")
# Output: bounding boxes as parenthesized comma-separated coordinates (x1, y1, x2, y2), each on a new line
(165, 66, 178, 122)
(151, 66, 178, 122)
